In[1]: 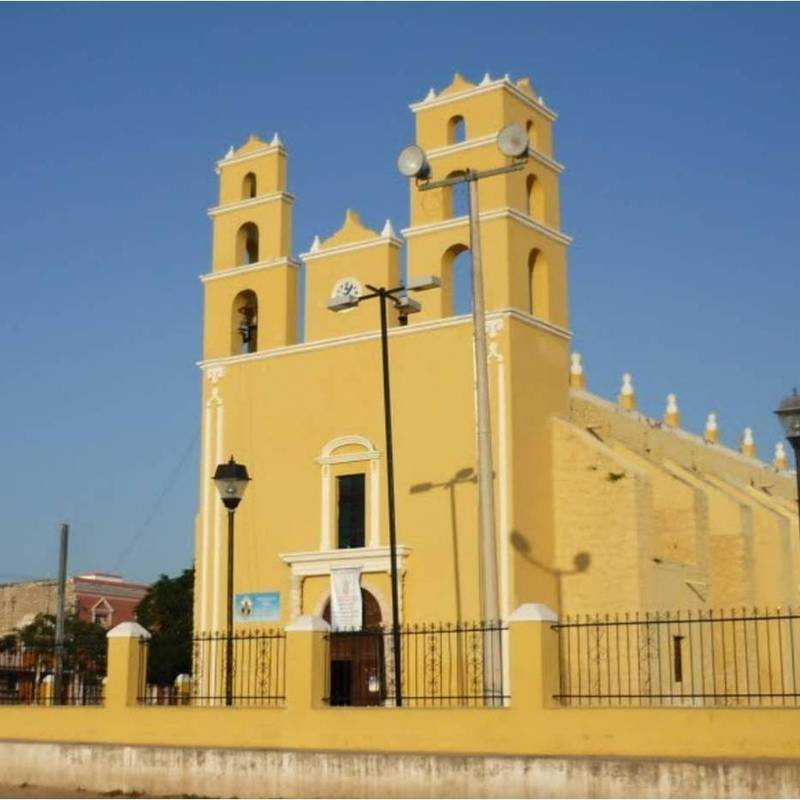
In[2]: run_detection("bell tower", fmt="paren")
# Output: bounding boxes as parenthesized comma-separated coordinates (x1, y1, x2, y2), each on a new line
(403, 73, 570, 329)
(202, 134, 299, 360)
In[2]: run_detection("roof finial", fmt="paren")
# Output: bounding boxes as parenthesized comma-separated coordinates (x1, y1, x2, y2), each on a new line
(480, 72, 492, 86)
(619, 373, 636, 411)
(569, 353, 585, 389)
(310, 235, 322, 253)
(381, 219, 396, 239)
(423, 87, 437, 102)
(774, 442, 789, 471)
(704, 412, 719, 444)
(664, 393, 680, 428)
(271, 132, 283, 147)
(224, 146, 234, 160)
(741, 427, 756, 458)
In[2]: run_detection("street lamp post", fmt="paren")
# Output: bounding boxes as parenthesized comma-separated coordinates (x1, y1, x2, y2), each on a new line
(775, 390, 800, 542)
(397, 124, 530, 702)
(213, 456, 251, 706)
(328, 275, 440, 707)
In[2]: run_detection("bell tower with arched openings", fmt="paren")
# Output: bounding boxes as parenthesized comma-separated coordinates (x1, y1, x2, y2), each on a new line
(403, 73, 570, 329)
(202, 133, 299, 360)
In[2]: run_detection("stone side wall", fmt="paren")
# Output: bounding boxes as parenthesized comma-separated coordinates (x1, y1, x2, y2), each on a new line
(0, 581, 76, 635)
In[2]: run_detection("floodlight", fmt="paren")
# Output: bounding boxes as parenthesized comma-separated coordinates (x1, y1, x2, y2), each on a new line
(397, 145, 430, 180)
(497, 123, 529, 158)
(405, 275, 441, 292)
(396, 296, 422, 315)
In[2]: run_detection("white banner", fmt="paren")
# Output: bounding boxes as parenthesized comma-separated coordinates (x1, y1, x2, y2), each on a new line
(330, 567, 362, 631)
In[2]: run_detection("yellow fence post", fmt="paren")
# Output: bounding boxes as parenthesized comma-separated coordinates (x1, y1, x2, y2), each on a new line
(284, 615, 330, 710)
(105, 622, 151, 709)
(508, 603, 560, 710)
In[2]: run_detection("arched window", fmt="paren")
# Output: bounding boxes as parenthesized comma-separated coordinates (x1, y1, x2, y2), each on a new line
(527, 248, 547, 319)
(447, 115, 466, 144)
(242, 172, 257, 199)
(526, 119, 536, 150)
(526, 173, 544, 222)
(443, 170, 469, 219)
(232, 289, 258, 354)
(441, 243, 472, 317)
(236, 222, 259, 265)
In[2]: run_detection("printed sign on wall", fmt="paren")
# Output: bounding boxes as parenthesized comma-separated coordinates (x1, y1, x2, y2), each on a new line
(234, 591, 280, 623)
(330, 567, 362, 630)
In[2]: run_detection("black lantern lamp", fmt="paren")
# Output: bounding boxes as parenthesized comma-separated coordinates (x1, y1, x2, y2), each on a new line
(213, 456, 250, 510)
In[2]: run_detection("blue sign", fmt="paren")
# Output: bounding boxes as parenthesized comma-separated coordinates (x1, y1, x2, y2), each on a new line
(234, 591, 280, 623)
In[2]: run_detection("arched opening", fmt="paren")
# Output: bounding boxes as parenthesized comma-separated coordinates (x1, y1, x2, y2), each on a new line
(526, 119, 536, 150)
(525, 173, 544, 222)
(527, 248, 548, 319)
(231, 289, 258, 354)
(447, 114, 466, 144)
(443, 170, 469, 219)
(236, 222, 259, 266)
(242, 172, 257, 199)
(441, 243, 472, 317)
(324, 588, 385, 706)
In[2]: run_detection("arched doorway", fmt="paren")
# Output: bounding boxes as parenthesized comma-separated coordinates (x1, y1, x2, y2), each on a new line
(323, 588, 385, 706)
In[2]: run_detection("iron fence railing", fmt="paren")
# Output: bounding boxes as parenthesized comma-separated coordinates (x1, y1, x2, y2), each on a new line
(324, 620, 507, 708)
(137, 629, 286, 707)
(0, 640, 105, 706)
(553, 607, 800, 707)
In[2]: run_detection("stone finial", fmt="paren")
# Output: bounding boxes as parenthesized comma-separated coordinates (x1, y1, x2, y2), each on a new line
(704, 412, 719, 444)
(569, 353, 586, 389)
(664, 393, 680, 428)
(423, 87, 437, 102)
(271, 132, 283, 147)
(538, 96, 546, 106)
(310, 235, 322, 253)
(503, 73, 512, 84)
(775, 442, 789, 471)
(618, 373, 636, 411)
(224, 146, 234, 160)
(381, 219, 396, 239)
(480, 72, 492, 86)
(741, 427, 756, 458)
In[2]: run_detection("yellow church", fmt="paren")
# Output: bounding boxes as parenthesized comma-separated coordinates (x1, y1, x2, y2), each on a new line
(193, 71, 798, 702)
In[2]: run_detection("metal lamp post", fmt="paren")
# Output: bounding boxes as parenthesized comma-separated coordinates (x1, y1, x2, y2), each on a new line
(213, 456, 251, 706)
(775, 390, 800, 541)
(328, 275, 441, 707)
(397, 124, 530, 702)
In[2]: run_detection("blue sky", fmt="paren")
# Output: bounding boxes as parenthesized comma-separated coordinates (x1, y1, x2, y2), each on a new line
(1, 4, 798, 585)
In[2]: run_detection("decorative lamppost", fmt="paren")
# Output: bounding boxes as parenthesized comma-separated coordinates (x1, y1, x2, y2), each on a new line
(328, 275, 441, 707)
(213, 455, 250, 706)
(775, 390, 800, 539)
(397, 123, 530, 703)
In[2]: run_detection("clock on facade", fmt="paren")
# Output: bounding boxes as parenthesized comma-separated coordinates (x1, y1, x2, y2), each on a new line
(331, 277, 362, 303)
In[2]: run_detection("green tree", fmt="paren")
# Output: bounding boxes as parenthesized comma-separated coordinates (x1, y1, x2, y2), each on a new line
(136, 567, 194, 685)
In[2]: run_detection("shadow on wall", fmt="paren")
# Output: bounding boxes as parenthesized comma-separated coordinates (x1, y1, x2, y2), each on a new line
(410, 467, 477, 625)
(509, 529, 590, 615)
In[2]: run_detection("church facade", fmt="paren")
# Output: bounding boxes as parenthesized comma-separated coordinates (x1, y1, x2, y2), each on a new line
(193, 72, 798, 648)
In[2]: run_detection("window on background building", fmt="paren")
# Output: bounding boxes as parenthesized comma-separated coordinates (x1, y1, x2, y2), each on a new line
(337, 473, 365, 549)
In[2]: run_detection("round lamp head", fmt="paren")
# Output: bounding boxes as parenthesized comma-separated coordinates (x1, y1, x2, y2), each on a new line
(497, 122, 529, 158)
(775, 391, 800, 443)
(397, 145, 430, 179)
(213, 456, 250, 510)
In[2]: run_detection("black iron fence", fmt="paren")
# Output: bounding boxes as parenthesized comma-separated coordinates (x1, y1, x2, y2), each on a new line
(137, 629, 286, 707)
(553, 607, 800, 708)
(325, 620, 507, 707)
(0, 639, 105, 706)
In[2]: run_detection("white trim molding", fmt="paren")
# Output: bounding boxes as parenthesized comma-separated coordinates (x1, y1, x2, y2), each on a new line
(215, 142, 285, 170)
(409, 77, 557, 121)
(301, 234, 403, 263)
(197, 308, 571, 372)
(200, 256, 301, 284)
(401, 208, 572, 246)
(426, 133, 564, 174)
(207, 191, 295, 218)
